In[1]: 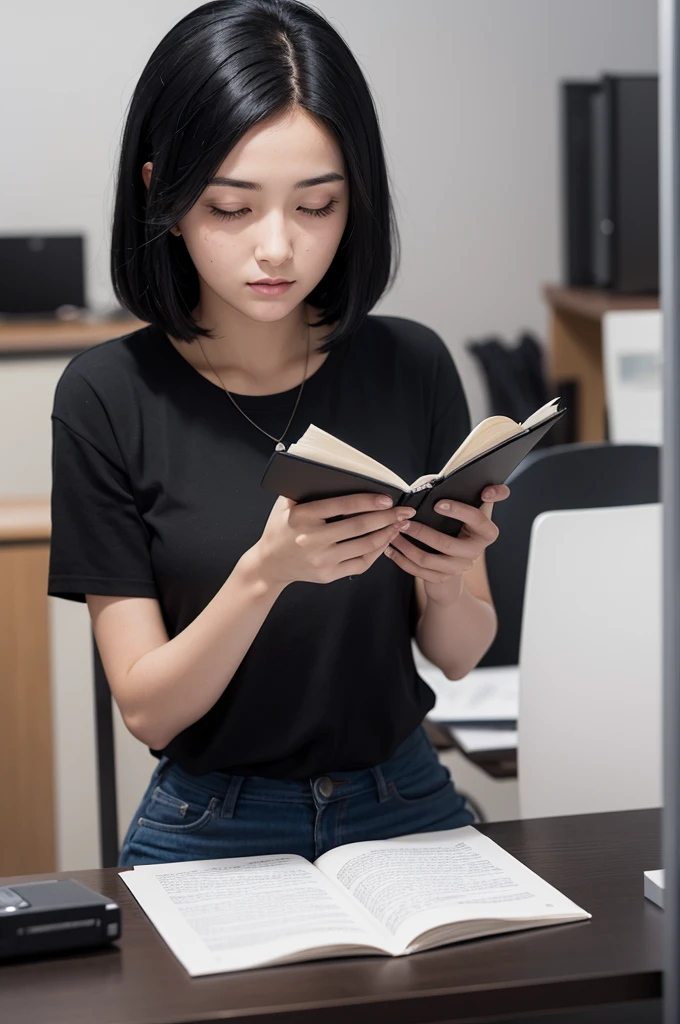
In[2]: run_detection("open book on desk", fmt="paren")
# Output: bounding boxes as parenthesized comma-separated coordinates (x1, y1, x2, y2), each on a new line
(261, 398, 566, 554)
(119, 826, 590, 976)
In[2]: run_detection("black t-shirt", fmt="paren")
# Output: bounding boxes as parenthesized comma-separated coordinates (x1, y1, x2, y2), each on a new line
(47, 314, 471, 779)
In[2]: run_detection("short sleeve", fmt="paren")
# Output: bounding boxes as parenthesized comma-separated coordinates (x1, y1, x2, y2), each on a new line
(425, 337, 472, 474)
(48, 367, 158, 603)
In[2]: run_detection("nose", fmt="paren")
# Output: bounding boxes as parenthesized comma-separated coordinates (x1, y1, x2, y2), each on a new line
(254, 209, 294, 267)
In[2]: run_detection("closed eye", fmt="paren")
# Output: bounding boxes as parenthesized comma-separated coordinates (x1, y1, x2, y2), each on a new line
(208, 198, 339, 221)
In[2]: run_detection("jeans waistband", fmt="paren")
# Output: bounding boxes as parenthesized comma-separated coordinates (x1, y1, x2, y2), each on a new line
(154, 722, 430, 815)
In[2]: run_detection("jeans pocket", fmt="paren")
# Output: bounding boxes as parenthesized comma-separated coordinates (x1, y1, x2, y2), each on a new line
(137, 784, 218, 834)
(386, 750, 455, 806)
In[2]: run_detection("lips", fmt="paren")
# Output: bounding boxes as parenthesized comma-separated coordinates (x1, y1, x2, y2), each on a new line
(249, 279, 292, 285)
(247, 280, 294, 296)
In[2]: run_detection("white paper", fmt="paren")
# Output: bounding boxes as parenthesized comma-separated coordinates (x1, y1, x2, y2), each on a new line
(644, 869, 664, 908)
(450, 727, 518, 753)
(120, 853, 386, 975)
(413, 645, 519, 724)
(315, 826, 591, 952)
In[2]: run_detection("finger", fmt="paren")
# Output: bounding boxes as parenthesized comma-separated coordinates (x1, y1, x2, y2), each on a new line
(384, 542, 451, 584)
(274, 494, 298, 511)
(431, 498, 499, 543)
(327, 505, 416, 544)
(332, 530, 399, 579)
(480, 485, 511, 502)
(301, 491, 398, 520)
(333, 520, 402, 563)
(389, 532, 476, 574)
(393, 517, 491, 558)
(337, 540, 395, 581)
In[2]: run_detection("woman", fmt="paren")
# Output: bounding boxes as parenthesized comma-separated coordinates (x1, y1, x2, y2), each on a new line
(47, 0, 510, 868)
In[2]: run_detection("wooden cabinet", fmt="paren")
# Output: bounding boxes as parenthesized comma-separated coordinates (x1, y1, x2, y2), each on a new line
(0, 499, 54, 874)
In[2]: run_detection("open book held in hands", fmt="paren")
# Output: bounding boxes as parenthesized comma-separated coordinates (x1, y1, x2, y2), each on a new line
(119, 825, 590, 976)
(261, 398, 566, 553)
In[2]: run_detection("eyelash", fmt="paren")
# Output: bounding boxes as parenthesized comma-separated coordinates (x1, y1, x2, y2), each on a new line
(208, 198, 339, 221)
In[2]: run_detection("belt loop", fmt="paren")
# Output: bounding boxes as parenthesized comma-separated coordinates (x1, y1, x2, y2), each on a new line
(371, 765, 391, 803)
(219, 775, 244, 819)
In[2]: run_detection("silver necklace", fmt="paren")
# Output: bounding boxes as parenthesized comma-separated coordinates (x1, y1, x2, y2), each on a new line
(195, 321, 311, 452)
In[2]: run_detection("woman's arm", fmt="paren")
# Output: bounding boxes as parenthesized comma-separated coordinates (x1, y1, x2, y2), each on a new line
(89, 490, 409, 750)
(87, 545, 285, 750)
(413, 554, 498, 680)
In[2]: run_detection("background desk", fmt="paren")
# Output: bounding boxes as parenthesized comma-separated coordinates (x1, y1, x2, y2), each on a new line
(543, 285, 659, 443)
(0, 314, 146, 358)
(1, 809, 662, 1024)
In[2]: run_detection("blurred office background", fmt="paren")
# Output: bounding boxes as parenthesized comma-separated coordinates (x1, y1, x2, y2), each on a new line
(0, 0, 661, 874)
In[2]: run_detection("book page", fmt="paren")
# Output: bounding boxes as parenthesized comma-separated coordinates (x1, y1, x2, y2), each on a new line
(119, 853, 391, 976)
(314, 826, 590, 954)
(437, 417, 522, 477)
(286, 424, 410, 491)
(417, 663, 519, 724)
(520, 397, 562, 431)
(449, 727, 518, 753)
(436, 397, 563, 478)
(283, 399, 561, 495)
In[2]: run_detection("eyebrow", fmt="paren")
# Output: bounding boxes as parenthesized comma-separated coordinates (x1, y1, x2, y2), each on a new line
(206, 172, 345, 191)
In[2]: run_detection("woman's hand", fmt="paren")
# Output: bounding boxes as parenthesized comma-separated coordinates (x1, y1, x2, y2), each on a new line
(384, 483, 511, 606)
(251, 491, 417, 588)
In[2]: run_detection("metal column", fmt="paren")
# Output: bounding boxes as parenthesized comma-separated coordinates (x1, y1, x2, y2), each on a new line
(660, 3, 680, 1021)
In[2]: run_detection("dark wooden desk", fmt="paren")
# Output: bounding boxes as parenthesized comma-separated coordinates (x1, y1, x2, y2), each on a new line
(0, 809, 662, 1024)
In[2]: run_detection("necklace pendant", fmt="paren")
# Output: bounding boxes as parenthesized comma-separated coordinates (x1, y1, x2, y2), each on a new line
(275, 442, 286, 452)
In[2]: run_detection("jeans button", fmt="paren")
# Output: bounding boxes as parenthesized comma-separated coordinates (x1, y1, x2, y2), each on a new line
(317, 776, 334, 798)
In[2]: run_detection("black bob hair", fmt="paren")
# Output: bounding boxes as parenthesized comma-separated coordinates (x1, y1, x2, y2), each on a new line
(111, 0, 401, 353)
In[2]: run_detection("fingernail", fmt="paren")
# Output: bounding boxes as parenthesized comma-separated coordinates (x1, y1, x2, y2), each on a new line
(482, 489, 494, 501)
(436, 501, 450, 511)
(376, 496, 393, 507)
(399, 521, 410, 531)
(384, 546, 393, 557)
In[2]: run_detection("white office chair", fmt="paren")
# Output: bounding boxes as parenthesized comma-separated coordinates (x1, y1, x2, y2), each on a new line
(517, 503, 662, 819)
(602, 309, 663, 444)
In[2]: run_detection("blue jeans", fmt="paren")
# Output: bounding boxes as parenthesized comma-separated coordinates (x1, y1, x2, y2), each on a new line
(118, 723, 474, 866)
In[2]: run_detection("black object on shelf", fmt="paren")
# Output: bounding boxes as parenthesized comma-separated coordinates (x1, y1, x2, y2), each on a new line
(549, 379, 579, 445)
(466, 332, 558, 448)
(561, 74, 659, 294)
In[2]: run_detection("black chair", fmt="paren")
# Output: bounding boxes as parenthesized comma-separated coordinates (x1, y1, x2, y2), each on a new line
(92, 636, 121, 867)
(479, 442, 661, 668)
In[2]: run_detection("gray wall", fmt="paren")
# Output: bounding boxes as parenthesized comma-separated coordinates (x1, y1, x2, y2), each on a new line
(1, 0, 658, 437)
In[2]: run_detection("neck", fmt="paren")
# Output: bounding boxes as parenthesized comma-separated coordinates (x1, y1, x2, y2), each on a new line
(189, 296, 314, 379)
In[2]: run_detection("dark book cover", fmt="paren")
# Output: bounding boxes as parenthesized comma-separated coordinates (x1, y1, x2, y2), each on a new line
(261, 408, 566, 555)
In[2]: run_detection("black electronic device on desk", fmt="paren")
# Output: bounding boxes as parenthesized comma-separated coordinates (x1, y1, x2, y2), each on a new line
(0, 879, 121, 960)
(0, 235, 86, 318)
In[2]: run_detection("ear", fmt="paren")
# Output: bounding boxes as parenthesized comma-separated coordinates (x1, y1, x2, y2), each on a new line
(143, 161, 181, 236)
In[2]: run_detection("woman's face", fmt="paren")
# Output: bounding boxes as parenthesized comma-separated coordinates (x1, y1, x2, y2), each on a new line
(143, 107, 349, 323)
